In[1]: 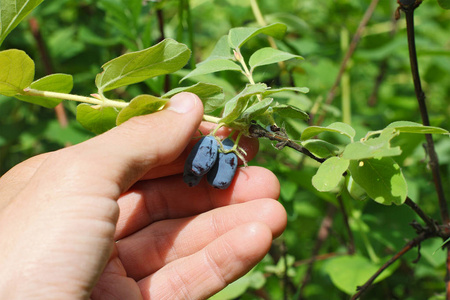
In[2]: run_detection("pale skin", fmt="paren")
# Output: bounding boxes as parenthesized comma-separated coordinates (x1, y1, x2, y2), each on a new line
(0, 92, 287, 299)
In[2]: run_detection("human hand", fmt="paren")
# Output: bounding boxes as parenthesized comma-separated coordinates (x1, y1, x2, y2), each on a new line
(0, 93, 287, 299)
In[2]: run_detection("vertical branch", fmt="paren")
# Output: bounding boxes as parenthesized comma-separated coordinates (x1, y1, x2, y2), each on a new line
(401, 3, 448, 225)
(315, 0, 380, 125)
(337, 196, 355, 254)
(28, 18, 68, 128)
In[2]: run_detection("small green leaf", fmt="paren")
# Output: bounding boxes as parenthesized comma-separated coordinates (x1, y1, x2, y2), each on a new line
(240, 97, 274, 120)
(0, 49, 34, 96)
(116, 94, 167, 125)
(262, 86, 309, 96)
(203, 35, 234, 62)
(342, 129, 401, 160)
(346, 176, 368, 201)
(437, 0, 450, 9)
(249, 47, 303, 72)
(15, 74, 73, 108)
(162, 82, 224, 113)
(0, 0, 44, 45)
(220, 83, 268, 124)
(348, 157, 408, 205)
(76, 104, 119, 135)
(95, 39, 190, 92)
(228, 23, 287, 49)
(325, 255, 399, 295)
(312, 157, 349, 192)
(302, 139, 340, 159)
(301, 122, 356, 141)
(386, 121, 449, 135)
(180, 59, 242, 82)
(272, 104, 309, 121)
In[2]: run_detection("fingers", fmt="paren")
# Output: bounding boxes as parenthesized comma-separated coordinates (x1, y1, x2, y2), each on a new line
(116, 198, 287, 280)
(137, 222, 273, 300)
(26, 92, 205, 200)
(114, 166, 280, 240)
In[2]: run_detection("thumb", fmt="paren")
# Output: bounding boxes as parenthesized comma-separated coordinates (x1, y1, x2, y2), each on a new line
(34, 92, 204, 199)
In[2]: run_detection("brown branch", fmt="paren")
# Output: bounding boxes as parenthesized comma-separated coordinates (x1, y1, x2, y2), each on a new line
(28, 18, 68, 128)
(248, 124, 325, 163)
(297, 204, 337, 300)
(315, 0, 380, 125)
(351, 230, 437, 300)
(404, 197, 439, 232)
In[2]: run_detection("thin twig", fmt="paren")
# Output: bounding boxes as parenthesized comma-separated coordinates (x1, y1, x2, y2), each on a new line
(248, 124, 325, 163)
(28, 18, 69, 128)
(404, 197, 439, 232)
(315, 0, 380, 125)
(351, 230, 437, 300)
(297, 204, 337, 300)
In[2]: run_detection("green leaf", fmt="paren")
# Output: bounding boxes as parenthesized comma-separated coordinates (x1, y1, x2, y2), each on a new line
(95, 38, 190, 92)
(348, 157, 408, 205)
(346, 175, 368, 201)
(15, 74, 73, 108)
(203, 35, 234, 62)
(325, 255, 399, 295)
(272, 104, 309, 121)
(312, 157, 349, 192)
(0, 49, 34, 96)
(342, 129, 401, 160)
(386, 121, 449, 135)
(180, 59, 242, 82)
(220, 83, 268, 124)
(302, 139, 340, 159)
(0, 0, 44, 46)
(249, 47, 303, 72)
(116, 94, 167, 125)
(228, 23, 287, 49)
(240, 97, 274, 120)
(437, 0, 450, 9)
(301, 122, 356, 141)
(262, 86, 309, 96)
(76, 104, 119, 135)
(162, 82, 224, 113)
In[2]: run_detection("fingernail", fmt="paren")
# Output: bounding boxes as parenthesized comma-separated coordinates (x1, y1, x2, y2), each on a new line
(167, 93, 197, 114)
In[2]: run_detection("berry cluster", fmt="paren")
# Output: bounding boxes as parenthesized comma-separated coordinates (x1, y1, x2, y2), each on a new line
(183, 136, 238, 189)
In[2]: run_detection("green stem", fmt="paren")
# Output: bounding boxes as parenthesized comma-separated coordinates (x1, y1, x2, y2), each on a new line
(203, 115, 221, 124)
(250, 0, 266, 26)
(22, 88, 128, 108)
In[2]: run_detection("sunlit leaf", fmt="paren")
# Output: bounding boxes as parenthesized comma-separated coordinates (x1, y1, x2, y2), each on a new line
(249, 47, 303, 72)
(386, 121, 449, 135)
(342, 129, 401, 160)
(301, 122, 355, 141)
(262, 86, 309, 96)
(95, 38, 190, 92)
(76, 104, 119, 135)
(228, 23, 287, 49)
(312, 157, 349, 192)
(16, 74, 73, 108)
(348, 157, 408, 205)
(0, 0, 44, 45)
(162, 82, 224, 113)
(220, 83, 268, 124)
(203, 35, 234, 62)
(240, 97, 273, 120)
(0, 49, 34, 96)
(116, 94, 167, 125)
(180, 59, 242, 82)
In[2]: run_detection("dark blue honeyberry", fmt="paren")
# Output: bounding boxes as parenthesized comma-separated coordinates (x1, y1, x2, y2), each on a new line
(183, 136, 219, 187)
(207, 138, 238, 189)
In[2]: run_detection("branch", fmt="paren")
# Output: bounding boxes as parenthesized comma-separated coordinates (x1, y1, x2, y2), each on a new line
(248, 124, 325, 163)
(404, 197, 440, 232)
(315, 0, 380, 125)
(399, 1, 449, 225)
(351, 230, 438, 300)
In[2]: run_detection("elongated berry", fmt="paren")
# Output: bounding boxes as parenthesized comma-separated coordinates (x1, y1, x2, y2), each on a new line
(183, 136, 219, 187)
(207, 138, 238, 189)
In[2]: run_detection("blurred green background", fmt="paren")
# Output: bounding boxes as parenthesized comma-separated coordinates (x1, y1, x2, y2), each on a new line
(1, 0, 450, 299)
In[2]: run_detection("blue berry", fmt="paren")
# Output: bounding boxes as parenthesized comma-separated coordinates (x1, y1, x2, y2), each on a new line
(207, 138, 238, 189)
(183, 136, 219, 187)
